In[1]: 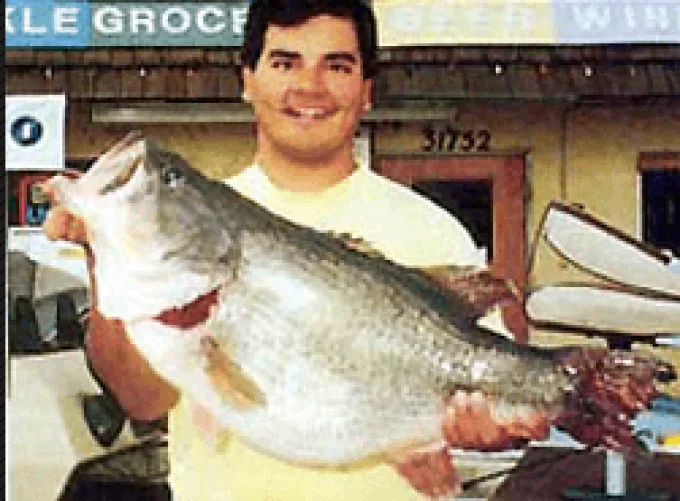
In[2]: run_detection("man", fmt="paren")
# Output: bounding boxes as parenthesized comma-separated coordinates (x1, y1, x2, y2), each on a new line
(44, 1, 548, 499)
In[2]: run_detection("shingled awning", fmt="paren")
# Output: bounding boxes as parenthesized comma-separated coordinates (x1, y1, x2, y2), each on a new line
(5, 45, 680, 102)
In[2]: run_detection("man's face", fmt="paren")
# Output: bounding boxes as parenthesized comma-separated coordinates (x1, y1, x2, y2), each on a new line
(243, 15, 372, 163)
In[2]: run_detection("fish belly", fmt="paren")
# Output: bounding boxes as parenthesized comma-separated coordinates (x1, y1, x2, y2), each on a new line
(205, 268, 446, 464)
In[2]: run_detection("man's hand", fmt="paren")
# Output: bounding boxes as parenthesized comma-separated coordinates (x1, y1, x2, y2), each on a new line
(43, 205, 88, 244)
(41, 171, 88, 245)
(443, 390, 551, 451)
(40, 173, 180, 421)
(393, 391, 551, 497)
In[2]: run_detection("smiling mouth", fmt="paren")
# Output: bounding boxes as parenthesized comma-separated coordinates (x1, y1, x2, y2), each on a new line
(283, 107, 333, 120)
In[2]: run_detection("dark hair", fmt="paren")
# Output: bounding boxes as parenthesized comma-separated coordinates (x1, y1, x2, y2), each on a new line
(242, 0, 378, 79)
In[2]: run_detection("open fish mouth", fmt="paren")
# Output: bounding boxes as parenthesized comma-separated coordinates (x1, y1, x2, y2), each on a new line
(97, 156, 143, 195)
(90, 132, 147, 195)
(51, 131, 149, 207)
(44, 132, 148, 218)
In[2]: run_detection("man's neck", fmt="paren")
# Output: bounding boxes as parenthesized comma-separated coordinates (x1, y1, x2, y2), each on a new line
(255, 146, 357, 193)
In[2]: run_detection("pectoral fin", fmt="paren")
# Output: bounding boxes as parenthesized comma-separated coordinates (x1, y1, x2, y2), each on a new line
(201, 336, 266, 410)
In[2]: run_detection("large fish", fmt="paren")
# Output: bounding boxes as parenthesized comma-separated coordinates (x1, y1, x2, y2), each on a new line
(47, 133, 675, 497)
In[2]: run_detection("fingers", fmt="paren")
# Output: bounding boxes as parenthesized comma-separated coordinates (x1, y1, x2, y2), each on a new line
(37, 169, 81, 201)
(36, 182, 57, 203)
(393, 448, 461, 498)
(40, 170, 88, 243)
(445, 391, 507, 451)
(443, 391, 552, 452)
(42, 205, 88, 244)
(469, 391, 508, 448)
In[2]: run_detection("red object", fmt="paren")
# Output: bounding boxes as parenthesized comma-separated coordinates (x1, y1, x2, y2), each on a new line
(17, 173, 53, 226)
(154, 289, 220, 330)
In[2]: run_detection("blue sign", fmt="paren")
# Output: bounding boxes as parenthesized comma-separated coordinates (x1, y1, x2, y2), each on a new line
(6, 1, 250, 47)
(7, 0, 679, 47)
(554, 0, 680, 43)
(6, 0, 91, 47)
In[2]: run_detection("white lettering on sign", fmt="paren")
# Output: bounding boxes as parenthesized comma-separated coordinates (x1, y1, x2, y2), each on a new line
(644, 5, 670, 29)
(382, 4, 544, 39)
(94, 6, 124, 34)
(428, 6, 450, 33)
(624, 5, 636, 29)
(6, 6, 15, 34)
(161, 7, 191, 34)
(467, 6, 490, 34)
(572, 5, 611, 30)
(197, 6, 225, 34)
(54, 7, 79, 34)
(20, 121, 35, 141)
(506, 5, 534, 32)
(232, 6, 248, 35)
(23, 6, 47, 34)
(130, 7, 155, 34)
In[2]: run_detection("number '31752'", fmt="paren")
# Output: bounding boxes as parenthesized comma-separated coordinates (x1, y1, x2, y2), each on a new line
(422, 127, 491, 152)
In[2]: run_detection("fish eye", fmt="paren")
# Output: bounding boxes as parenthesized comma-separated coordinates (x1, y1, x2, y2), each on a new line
(162, 165, 185, 188)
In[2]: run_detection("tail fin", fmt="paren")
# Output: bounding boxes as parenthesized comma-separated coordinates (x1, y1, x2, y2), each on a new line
(553, 348, 676, 451)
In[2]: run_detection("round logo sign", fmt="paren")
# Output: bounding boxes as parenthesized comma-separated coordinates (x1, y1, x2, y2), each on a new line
(11, 116, 44, 147)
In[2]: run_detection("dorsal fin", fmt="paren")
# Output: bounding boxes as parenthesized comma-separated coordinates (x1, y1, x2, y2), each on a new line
(328, 233, 521, 319)
(328, 232, 387, 259)
(420, 266, 522, 319)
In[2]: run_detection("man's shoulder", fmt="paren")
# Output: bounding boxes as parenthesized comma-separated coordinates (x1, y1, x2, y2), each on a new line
(352, 170, 483, 267)
(358, 170, 469, 229)
(354, 169, 430, 210)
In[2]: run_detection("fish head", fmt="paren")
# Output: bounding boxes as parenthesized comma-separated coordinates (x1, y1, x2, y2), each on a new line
(47, 132, 234, 321)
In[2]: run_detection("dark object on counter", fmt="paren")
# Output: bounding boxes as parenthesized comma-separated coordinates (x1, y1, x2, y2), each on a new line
(82, 393, 127, 448)
(489, 448, 680, 501)
(58, 438, 170, 501)
(60, 481, 171, 501)
(57, 292, 86, 348)
(10, 296, 44, 353)
(131, 416, 169, 439)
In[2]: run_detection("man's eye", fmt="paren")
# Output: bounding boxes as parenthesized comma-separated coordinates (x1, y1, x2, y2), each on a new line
(329, 64, 352, 74)
(272, 60, 293, 70)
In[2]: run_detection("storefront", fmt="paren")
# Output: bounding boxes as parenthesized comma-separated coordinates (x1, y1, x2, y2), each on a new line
(8, 40, 680, 335)
(6, 2, 680, 501)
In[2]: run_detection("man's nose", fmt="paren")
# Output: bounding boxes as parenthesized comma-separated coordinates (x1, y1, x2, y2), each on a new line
(291, 66, 325, 93)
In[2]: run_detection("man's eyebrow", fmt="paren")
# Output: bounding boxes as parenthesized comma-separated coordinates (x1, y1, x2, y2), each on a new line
(266, 49, 301, 59)
(324, 52, 358, 64)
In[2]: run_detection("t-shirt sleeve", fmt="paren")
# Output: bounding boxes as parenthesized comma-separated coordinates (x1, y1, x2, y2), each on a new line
(373, 185, 486, 269)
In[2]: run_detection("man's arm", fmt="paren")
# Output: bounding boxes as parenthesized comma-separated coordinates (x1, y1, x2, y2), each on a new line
(85, 310, 179, 421)
(43, 204, 179, 421)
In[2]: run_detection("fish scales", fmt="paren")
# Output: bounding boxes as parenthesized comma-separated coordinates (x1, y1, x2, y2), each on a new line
(186, 197, 568, 462)
(208, 234, 444, 462)
(225, 206, 566, 402)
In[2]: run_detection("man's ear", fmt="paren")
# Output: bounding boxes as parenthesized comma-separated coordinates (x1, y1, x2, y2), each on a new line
(242, 67, 253, 103)
(361, 78, 373, 112)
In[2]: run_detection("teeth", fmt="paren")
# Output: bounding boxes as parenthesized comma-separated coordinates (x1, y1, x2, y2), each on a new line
(291, 108, 326, 118)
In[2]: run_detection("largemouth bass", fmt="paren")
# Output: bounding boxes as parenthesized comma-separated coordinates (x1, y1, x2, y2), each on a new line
(47, 133, 675, 497)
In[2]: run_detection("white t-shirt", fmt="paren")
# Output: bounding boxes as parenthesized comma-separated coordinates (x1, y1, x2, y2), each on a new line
(226, 164, 485, 268)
